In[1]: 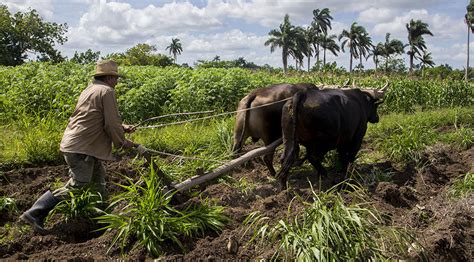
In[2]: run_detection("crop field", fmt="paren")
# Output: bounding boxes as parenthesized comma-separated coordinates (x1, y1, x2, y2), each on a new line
(0, 62, 473, 260)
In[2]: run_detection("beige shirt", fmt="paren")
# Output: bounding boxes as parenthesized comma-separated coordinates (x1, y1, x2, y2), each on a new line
(60, 80, 125, 161)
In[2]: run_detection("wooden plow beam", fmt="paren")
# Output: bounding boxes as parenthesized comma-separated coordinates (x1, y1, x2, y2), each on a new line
(170, 138, 282, 192)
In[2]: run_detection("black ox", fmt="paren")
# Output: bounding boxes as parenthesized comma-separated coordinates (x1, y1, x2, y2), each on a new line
(232, 83, 317, 175)
(276, 84, 389, 187)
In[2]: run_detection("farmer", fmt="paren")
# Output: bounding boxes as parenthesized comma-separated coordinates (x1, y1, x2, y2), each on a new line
(20, 59, 141, 234)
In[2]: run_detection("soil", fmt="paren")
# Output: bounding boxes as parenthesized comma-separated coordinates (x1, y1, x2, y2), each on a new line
(0, 143, 472, 261)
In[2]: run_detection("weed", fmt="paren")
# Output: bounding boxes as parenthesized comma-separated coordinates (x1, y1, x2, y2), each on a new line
(48, 188, 106, 223)
(243, 182, 418, 260)
(0, 196, 18, 214)
(95, 166, 228, 257)
(449, 173, 473, 199)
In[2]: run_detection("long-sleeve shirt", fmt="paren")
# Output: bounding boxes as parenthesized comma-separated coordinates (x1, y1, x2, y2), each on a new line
(60, 80, 125, 161)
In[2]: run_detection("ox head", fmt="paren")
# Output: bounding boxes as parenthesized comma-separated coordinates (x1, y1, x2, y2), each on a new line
(361, 82, 389, 123)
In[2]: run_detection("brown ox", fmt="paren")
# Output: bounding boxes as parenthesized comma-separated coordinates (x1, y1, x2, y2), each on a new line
(232, 83, 317, 175)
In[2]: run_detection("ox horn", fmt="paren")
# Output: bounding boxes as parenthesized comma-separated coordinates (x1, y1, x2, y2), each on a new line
(380, 81, 389, 93)
(343, 79, 350, 87)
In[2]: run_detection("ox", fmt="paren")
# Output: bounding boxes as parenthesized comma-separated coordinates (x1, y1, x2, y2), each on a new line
(276, 84, 389, 187)
(232, 83, 317, 175)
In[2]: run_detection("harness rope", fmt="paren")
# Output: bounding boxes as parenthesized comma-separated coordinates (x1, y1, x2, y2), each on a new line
(137, 96, 293, 129)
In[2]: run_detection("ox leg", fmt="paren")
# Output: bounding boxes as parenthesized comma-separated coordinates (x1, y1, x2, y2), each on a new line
(263, 149, 276, 176)
(306, 147, 327, 177)
(337, 142, 361, 175)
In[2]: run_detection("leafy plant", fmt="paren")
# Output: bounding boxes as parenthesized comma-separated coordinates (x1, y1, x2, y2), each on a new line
(0, 196, 17, 214)
(95, 166, 228, 257)
(449, 173, 473, 199)
(243, 183, 417, 260)
(48, 188, 105, 223)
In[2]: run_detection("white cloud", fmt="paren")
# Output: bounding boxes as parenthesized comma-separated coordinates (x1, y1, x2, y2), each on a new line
(3, 0, 54, 18)
(358, 8, 397, 24)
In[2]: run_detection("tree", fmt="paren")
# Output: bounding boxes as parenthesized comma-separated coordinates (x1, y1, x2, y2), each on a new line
(265, 14, 301, 74)
(371, 43, 385, 71)
(165, 38, 183, 63)
(289, 26, 309, 70)
(406, 19, 433, 73)
(355, 28, 373, 70)
(318, 33, 340, 68)
(311, 8, 333, 69)
(339, 22, 365, 73)
(0, 5, 68, 65)
(465, 1, 474, 80)
(104, 43, 173, 67)
(382, 33, 405, 71)
(418, 50, 435, 77)
(212, 55, 220, 62)
(70, 49, 100, 64)
(303, 26, 315, 72)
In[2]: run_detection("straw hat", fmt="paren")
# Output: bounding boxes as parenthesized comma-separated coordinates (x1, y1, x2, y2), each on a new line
(93, 60, 120, 77)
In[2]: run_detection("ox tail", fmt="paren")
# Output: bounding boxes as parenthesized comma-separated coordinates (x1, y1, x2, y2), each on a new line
(277, 91, 306, 187)
(232, 93, 257, 154)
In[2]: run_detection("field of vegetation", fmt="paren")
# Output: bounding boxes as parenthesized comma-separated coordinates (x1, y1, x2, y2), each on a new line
(0, 62, 473, 260)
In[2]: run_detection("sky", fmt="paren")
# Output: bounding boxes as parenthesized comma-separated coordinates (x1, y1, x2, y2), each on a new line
(2, 0, 472, 70)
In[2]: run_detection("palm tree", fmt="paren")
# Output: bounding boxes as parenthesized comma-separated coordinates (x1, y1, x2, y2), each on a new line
(212, 55, 220, 62)
(356, 29, 373, 70)
(382, 33, 405, 71)
(303, 26, 316, 72)
(319, 33, 340, 68)
(311, 8, 333, 69)
(465, 1, 474, 81)
(406, 19, 433, 73)
(265, 14, 301, 74)
(339, 22, 364, 73)
(371, 43, 385, 71)
(165, 38, 183, 63)
(418, 50, 435, 77)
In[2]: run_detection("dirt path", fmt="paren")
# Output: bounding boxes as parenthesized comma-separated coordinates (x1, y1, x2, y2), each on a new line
(0, 144, 472, 261)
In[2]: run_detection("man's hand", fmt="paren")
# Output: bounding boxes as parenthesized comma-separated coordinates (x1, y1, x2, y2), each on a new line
(123, 124, 136, 133)
(122, 139, 137, 149)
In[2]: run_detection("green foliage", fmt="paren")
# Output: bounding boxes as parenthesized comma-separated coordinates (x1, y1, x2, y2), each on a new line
(0, 5, 67, 65)
(0, 196, 17, 214)
(243, 183, 417, 260)
(70, 49, 101, 64)
(104, 43, 173, 67)
(48, 188, 105, 223)
(95, 166, 228, 257)
(449, 173, 473, 198)
(368, 107, 474, 163)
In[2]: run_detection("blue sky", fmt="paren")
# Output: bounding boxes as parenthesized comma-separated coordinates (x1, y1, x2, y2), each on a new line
(2, 0, 472, 69)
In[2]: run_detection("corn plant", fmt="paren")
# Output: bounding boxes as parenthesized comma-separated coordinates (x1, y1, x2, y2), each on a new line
(95, 166, 228, 257)
(243, 183, 417, 261)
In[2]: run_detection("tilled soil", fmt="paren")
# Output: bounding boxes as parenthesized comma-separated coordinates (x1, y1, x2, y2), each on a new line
(0, 144, 472, 261)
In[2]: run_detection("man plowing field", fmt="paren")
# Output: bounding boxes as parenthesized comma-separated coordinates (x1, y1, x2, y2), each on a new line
(20, 60, 144, 234)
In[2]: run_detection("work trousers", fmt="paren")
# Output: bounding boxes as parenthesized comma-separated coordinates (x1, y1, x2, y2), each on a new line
(52, 152, 107, 200)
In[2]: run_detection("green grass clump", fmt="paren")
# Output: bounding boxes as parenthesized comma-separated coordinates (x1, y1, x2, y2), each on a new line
(95, 166, 228, 257)
(131, 118, 234, 181)
(243, 183, 417, 261)
(449, 173, 473, 199)
(48, 188, 106, 223)
(368, 107, 473, 164)
(0, 196, 17, 214)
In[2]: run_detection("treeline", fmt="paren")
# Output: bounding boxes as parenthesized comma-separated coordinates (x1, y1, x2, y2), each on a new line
(1, 63, 472, 125)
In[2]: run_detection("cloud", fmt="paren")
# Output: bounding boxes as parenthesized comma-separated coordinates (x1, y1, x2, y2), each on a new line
(3, 0, 54, 18)
(372, 9, 463, 40)
(358, 8, 397, 24)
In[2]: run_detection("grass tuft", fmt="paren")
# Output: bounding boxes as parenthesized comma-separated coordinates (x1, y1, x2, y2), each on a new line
(95, 165, 228, 257)
(243, 182, 418, 260)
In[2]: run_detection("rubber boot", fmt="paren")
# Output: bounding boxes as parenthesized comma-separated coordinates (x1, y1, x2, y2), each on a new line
(19, 190, 59, 234)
